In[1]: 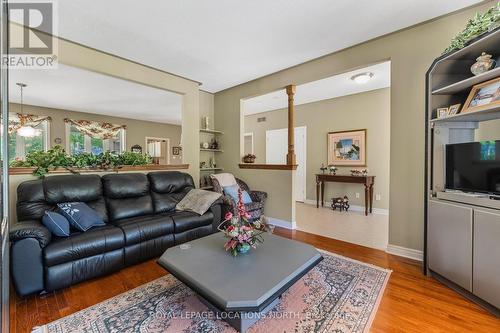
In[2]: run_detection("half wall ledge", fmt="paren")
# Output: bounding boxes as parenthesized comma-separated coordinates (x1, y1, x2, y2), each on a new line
(9, 164, 190, 175)
(238, 164, 297, 170)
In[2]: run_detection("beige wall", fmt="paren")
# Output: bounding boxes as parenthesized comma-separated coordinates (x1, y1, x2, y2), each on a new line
(244, 88, 390, 209)
(476, 119, 500, 141)
(9, 103, 183, 163)
(215, 1, 496, 251)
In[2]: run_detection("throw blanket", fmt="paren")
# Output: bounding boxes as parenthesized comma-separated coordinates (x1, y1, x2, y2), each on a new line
(176, 189, 221, 215)
(210, 173, 237, 187)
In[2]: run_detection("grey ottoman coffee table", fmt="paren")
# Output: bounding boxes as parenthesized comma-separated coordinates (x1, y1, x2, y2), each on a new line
(157, 232, 322, 332)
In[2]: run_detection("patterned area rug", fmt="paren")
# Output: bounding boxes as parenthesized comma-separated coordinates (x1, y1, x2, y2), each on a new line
(34, 251, 391, 333)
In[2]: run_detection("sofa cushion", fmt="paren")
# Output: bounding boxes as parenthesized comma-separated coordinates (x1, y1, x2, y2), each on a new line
(102, 173, 153, 221)
(112, 214, 174, 246)
(148, 171, 194, 213)
(165, 211, 214, 234)
(57, 202, 106, 232)
(42, 212, 70, 237)
(148, 171, 195, 193)
(223, 184, 252, 204)
(102, 173, 150, 199)
(17, 180, 52, 221)
(44, 225, 125, 267)
(44, 175, 103, 204)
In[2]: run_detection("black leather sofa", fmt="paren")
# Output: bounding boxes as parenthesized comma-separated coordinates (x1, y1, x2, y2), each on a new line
(10, 171, 221, 297)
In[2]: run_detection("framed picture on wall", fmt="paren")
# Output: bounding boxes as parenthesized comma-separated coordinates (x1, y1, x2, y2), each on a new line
(172, 146, 181, 155)
(327, 129, 366, 166)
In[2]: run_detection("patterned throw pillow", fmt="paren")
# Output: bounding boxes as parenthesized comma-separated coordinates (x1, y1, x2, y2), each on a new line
(223, 184, 252, 204)
(57, 202, 105, 232)
(42, 211, 70, 237)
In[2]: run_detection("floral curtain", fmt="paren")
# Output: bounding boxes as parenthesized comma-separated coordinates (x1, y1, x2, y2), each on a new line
(8, 113, 51, 134)
(64, 118, 126, 139)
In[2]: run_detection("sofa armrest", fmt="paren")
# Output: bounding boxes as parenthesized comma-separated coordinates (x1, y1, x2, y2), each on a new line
(10, 220, 51, 248)
(250, 190, 267, 203)
(10, 220, 49, 296)
(209, 198, 223, 232)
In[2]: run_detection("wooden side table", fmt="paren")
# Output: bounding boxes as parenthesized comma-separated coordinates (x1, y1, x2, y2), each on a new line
(315, 174, 375, 216)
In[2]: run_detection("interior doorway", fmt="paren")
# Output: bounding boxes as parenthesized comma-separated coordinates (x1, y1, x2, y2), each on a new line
(265, 126, 306, 202)
(146, 137, 170, 165)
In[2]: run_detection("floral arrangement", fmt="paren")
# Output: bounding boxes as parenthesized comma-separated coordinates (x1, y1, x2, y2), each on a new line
(329, 165, 338, 174)
(218, 188, 269, 256)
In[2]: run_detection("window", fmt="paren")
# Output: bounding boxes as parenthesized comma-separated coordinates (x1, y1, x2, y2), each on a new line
(8, 120, 49, 162)
(66, 123, 125, 155)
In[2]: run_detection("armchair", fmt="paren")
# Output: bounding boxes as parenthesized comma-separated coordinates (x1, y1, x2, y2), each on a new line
(211, 177, 267, 221)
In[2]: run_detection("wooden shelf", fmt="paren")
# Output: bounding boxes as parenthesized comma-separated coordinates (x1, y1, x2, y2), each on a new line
(430, 105, 500, 123)
(200, 129, 224, 135)
(200, 148, 224, 152)
(200, 167, 223, 171)
(432, 67, 500, 95)
(238, 163, 297, 170)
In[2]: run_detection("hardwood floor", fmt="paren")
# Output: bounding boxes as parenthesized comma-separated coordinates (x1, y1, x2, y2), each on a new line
(10, 228, 500, 333)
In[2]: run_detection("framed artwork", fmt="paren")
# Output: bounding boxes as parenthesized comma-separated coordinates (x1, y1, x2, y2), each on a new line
(462, 77, 500, 113)
(327, 129, 366, 166)
(172, 146, 181, 155)
(437, 107, 449, 118)
(447, 104, 461, 116)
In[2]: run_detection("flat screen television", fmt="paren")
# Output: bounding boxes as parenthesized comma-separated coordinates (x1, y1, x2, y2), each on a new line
(446, 141, 500, 195)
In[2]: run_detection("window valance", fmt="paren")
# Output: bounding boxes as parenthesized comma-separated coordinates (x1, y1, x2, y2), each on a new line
(64, 118, 126, 139)
(8, 113, 51, 134)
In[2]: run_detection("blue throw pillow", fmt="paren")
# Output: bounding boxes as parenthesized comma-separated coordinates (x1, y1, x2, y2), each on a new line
(42, 211, 70, 237)
(223, 184, 252, 204)
(57, 202, 105, 232)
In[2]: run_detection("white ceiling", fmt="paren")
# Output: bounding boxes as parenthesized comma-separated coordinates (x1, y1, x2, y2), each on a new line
(8, 64, 183, 124)
(243, 61, 391, 115)
(34, 0, 481, 92)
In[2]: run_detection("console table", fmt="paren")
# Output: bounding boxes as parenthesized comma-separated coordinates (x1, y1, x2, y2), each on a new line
(316, 174, 375, 215)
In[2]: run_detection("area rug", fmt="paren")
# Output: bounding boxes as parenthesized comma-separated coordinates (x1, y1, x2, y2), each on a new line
(33, 250, 391, 333)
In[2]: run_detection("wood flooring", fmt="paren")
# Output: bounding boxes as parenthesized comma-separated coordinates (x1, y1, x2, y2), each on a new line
(10, 228, 500, 332)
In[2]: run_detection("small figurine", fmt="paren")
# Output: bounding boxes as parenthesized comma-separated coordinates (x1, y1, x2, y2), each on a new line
(329, 165, 338, 175)
(320, 163, 328, 174)
(331, 195, 349, 212)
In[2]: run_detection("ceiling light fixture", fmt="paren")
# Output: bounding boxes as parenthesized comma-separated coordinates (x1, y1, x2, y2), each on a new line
(350, 72, 374, 84)
(16, 82, 37, 137)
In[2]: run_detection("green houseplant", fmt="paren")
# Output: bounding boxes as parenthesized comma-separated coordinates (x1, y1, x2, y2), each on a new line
(10, 145, 153, 178)
(443, 2, 500, 54)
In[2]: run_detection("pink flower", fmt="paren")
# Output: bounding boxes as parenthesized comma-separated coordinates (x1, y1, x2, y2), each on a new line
(224, 212, 233, 221)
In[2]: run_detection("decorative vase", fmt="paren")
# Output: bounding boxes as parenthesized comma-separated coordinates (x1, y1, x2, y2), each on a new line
(237, 243, 251, 254)
(471, 52, 496, 76)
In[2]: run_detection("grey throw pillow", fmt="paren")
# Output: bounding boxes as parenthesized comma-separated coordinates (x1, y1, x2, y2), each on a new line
(176, 189, 221, 215)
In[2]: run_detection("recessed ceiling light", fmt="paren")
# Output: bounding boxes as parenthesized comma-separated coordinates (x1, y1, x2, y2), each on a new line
(351, 72, 374, 84)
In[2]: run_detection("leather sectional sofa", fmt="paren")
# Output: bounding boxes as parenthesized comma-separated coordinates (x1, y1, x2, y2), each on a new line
(10, 171, 222, 297)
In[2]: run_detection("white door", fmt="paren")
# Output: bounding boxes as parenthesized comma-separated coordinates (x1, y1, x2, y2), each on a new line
(266, 127, 307, 202)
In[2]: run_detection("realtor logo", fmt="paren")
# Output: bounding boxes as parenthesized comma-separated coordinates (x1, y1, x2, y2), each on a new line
(5, 0, 58, 69)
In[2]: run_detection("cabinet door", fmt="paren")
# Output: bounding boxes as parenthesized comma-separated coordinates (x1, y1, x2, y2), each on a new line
(473, 209, 500, 308)
(428, 200, 473, 291)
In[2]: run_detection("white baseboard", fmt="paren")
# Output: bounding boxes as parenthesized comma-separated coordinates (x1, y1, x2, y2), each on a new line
(386, 244, 423, 261)
(302, 199, 389, 215)
(265, 216, 296, 230)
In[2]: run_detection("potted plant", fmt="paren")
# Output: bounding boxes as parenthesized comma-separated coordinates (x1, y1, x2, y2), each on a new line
(242, 154, 256, 163)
